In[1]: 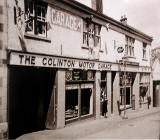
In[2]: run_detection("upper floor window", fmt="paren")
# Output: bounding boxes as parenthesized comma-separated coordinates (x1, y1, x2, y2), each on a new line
(143, 42, 147, 59)
(125, 36, 135, 56)
(83, 21, 101, 49)
(25, 0, 47, 37)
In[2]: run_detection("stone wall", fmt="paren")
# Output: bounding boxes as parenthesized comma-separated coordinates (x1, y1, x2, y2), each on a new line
(0, 0, 8, 139)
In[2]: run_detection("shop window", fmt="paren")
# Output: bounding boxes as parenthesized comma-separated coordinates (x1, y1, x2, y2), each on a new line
(120, 87, 131, 107)
(119, 72, 132, 86)
(25, 0, 47, 37)
(65, 70, 94, 121)
(83, 21, 101, 49)
(143, 43, 147, 59)
(65, 84, 93, 121)
(125, 36, 135, 57)
(81, 88, 93, 116)
(65, 89, 78, 120)
(139, 73, 150, 104)
(65, 70, 95, 82)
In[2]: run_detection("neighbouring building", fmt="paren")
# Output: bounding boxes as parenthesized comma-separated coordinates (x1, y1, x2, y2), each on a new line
(0, 0, 153, 139)
(151, 47, 160, 107)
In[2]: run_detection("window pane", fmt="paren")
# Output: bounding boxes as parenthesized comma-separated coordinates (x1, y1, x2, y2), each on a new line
(83, 32, 88, 45)
(36, 20, 46, 35)
(81, 88, 93, 116)
(83, 22, 87, 32)
(25, 20, 33, 32)
(37, 6, 41, 17)
(42, 8, 46, 18)
(29, 1, 33, 14)
(65, 89, 78, 120)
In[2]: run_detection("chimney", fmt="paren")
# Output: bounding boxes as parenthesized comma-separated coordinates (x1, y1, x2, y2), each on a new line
(91, 0, 103, 13)
(120, 15, 127, 25)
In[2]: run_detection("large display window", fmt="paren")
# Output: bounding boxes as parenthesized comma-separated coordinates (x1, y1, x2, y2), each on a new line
(65, 70, 95, 121)
(139, 73, 150, 106)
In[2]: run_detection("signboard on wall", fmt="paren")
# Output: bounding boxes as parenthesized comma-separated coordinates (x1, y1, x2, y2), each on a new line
(9, 52, 112, 71)
(9, 51, 151, 72)
(48, 6, 82, 32)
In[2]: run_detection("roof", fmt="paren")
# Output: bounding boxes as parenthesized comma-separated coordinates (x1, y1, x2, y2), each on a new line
(42, 0, 153, 43)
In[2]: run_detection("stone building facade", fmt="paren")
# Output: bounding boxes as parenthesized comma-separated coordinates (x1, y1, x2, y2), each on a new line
(0, 0, 153, 139)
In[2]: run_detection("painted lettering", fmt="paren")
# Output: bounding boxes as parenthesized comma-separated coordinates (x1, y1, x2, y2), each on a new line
(50, 8, 81, 32)
(42, 57, 47, 65)
(19, 55, 24, 64)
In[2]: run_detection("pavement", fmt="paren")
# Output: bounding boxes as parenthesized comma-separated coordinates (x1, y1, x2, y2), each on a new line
(17, 107, 160, 140)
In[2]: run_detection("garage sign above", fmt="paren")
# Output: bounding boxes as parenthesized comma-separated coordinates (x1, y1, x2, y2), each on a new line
(9, 52, 112, 71)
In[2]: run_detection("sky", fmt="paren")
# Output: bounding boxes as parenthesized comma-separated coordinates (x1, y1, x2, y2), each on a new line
(76, 0, 160, 48)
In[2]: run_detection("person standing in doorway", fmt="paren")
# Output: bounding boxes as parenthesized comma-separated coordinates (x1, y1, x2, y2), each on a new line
(101, 89, 108, 118)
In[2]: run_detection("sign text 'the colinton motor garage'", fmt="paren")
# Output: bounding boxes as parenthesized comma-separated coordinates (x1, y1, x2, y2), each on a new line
(9, 52, 112, 71)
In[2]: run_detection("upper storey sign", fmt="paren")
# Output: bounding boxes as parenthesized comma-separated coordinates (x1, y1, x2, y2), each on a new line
(49, 7, 82, 32)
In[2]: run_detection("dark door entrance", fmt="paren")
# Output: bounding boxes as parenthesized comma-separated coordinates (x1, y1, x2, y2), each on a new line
(8, 66, 56, 139)
(153, 81, 160, 107)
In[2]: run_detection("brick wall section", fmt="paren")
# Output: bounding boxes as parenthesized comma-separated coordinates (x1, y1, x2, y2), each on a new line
(0, 0, 8, 139)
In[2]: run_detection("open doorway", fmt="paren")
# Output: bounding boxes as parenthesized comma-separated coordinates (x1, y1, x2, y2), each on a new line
(8, 66, 56, 139)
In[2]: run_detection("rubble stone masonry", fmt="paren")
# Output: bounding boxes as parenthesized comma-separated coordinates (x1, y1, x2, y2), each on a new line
(0, 0, 8, 139)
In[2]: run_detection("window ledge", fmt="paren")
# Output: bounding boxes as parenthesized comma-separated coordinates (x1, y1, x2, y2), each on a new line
(124, 55, 136, 59)
(81, 45, 89, 50)
(24, 33, 51, 43)
(142, 58, 148, 61)
(81, 45, 104, 53)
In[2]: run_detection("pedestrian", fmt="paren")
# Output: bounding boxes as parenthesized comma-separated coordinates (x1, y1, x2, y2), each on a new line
(103, 94, 108, 118)
(147, 96, 151, 109)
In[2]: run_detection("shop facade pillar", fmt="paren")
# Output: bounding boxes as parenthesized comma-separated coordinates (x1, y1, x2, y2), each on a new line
(0, 0, 8, 139)
(56, 69, 65, 129)
(95, 71, 101, 119)
(150, 73, 153, 108)
(107, 71, 112, 116)
(133, 72, 140, 110)
(113, 72, 120, 115)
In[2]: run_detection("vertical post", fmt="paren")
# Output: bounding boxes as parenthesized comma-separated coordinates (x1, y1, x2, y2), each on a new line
(56, 69, 65, 128)
(95, 71, 101, 119)
(107, 72, 112, 116)
(122, 59, 128, 119)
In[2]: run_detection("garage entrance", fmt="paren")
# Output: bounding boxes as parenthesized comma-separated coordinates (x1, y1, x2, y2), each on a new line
(8, 66, 56, 139)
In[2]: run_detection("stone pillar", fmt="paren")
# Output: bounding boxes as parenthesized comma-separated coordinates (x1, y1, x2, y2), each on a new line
(107, 72, 112, 116)
(56, 69, 65, 129)
(95, 71, 101, 119)
(133, 73, 140, 110)
(113, 72, 120, 115)
(150, 73, 153, 108)
(0, 0, 8, 139)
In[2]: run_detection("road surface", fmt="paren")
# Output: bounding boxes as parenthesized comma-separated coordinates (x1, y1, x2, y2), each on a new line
(78, 112, 160, 139)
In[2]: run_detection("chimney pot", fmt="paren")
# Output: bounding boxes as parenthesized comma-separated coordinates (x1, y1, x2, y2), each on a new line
(120, 15, 127, 25)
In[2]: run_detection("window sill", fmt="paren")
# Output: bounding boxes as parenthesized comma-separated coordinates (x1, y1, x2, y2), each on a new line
(123, 55, 136, 59)
(81, 45, 104, 53)
(24, 33, 51, 43)
(81, 45, 89, 50)
(142, 58, 148, 61)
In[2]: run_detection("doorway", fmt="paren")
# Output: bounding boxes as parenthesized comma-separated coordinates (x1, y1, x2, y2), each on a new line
(153, 81, 160, 107)
(8, 66, 56, 139)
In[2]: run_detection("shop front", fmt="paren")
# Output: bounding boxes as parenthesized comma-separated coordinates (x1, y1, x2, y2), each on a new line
(8, 51, 113, 137)
(139, 73, 150, 108)
(65, 69, 95, 122)
(119, 72, 136, 111)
